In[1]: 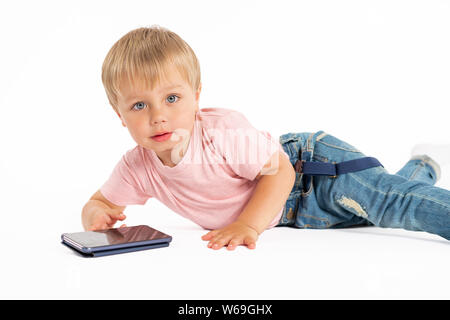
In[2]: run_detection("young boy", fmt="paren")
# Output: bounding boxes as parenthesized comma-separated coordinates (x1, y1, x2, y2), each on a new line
(82, 25, 450, 250)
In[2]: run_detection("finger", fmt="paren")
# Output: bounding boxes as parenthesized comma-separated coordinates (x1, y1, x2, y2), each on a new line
(210, 235, 232, 250)
(207, 233, 224, 248)
(107, 208, 126, 221)
(201, 234, 212, 240)
(106, 215, 118, 228)
(226, 239, 241, 251)
(119, 224, 127, 228)
(201, 230, 218, 240)
(244, 236, 256, 249)
(104, 214, 113, 225)
(107, 209, 126, 220)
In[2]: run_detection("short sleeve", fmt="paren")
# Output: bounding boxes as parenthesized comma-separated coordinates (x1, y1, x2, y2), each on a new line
(100, 148, 151, 206)
(208, 110, 284, 181)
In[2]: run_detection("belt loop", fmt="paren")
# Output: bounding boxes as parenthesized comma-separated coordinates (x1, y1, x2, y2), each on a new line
(316, 131, 327, 141)
(307, 130, 325, 160)
(330, 161, 338, 178)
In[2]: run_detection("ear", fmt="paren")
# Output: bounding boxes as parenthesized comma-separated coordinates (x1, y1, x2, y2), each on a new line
(195, 83, 202, 112)
(196, 83, 202, 99)
(115, 110, 126, 127)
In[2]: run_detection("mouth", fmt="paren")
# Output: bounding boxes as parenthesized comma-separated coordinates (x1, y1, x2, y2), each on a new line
(152, 131, 171, 137)
(151, 131, 173, 142)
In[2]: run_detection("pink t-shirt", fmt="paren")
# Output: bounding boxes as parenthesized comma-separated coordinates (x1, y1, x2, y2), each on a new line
(100, 107, 289, 230)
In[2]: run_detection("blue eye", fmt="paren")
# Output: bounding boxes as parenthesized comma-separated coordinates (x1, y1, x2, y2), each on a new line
(131, 95, 179, 111)
(132, 102, 146, 111)
(167, 95, 179, 103)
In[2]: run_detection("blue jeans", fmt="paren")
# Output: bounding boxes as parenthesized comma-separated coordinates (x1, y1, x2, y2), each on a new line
(277, 130, 450, 241)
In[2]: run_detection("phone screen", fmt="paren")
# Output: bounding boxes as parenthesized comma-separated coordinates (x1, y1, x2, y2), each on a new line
(64, 225, 170, 248)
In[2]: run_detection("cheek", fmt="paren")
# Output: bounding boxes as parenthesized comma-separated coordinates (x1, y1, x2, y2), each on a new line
(176, 108, 196, 125)
(126, 117, 149, 137)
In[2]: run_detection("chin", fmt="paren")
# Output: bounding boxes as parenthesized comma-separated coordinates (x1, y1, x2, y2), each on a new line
(145, 140, 173, 151)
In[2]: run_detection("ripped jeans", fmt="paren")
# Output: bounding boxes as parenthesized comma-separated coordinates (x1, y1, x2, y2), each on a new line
(276, 130, 450, 241)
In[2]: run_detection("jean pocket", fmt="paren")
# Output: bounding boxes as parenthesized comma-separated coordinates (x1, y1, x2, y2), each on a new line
(316, 134, 362, 153)
(295, 211, 330, 229)
(279, 191, 301, 226)
(279, 132, 308, 145)
(295, 187, 332, 229)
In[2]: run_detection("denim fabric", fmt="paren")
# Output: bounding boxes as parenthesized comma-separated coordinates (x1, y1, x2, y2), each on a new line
(277, 130, 450, 241)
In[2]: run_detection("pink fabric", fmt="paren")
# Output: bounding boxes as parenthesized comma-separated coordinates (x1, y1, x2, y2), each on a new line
(100, 108, 289, 230)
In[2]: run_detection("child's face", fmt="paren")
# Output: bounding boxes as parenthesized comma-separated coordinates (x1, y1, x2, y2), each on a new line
(115, 66, 201, 166)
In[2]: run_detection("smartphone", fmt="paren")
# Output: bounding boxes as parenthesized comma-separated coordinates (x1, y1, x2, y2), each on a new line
(61, 225, 172, 257)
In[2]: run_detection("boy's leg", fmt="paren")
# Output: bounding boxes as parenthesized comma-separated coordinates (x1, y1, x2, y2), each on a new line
(395, 155, 439, 185)
(330, 169, 450, 240)
(312, 134, 450, 240)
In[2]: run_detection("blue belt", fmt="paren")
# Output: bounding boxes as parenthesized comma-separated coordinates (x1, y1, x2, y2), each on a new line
(294, 156, 383, 177)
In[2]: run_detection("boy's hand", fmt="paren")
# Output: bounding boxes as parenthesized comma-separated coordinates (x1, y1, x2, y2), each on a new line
(201, 221, 259, 250)
(86, 207, 127, 231)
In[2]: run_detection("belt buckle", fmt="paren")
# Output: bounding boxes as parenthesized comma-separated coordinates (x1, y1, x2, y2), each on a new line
(294, 159, 305, 173)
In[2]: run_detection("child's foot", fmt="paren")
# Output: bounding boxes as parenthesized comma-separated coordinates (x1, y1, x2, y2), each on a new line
(411, 143, 450, 181)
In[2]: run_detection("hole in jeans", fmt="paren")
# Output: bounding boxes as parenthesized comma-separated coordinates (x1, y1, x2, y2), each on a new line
(337, 196, 368, 219)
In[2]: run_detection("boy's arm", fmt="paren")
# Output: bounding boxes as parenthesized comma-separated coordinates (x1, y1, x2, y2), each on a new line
(237, 151, 295, 233)
(89, 190, 127, 211)
(201, 151, 296, 249)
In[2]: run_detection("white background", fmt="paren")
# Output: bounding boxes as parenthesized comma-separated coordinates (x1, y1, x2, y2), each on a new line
(0, 0, 449, 299)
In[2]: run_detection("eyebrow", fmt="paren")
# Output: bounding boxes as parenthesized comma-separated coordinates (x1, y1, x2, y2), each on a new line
(125, 85, 184, 102)
(161, 84, 183, 91)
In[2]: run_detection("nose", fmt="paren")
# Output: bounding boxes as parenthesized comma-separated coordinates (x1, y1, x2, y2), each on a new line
(150, 107, 168, 125)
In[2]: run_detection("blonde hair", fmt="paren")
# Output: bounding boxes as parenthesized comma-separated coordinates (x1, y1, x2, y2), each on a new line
(101, 25, 201, 112)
